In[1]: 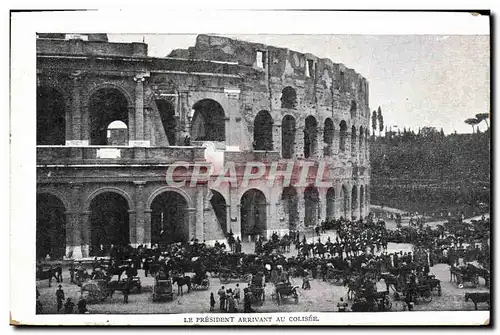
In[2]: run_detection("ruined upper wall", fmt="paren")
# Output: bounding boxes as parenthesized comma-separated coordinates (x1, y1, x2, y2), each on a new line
(37, 38, 147, 58)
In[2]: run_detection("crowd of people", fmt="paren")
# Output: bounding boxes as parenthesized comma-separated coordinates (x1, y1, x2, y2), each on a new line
(37, 212, 490, 314)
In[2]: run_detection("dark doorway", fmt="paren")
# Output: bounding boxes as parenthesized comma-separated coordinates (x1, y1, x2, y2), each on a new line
(37, 193, 66, 260)
(151, 191, 188, 247)
(253, 110, 273, 151)
(281, 115, 296, 159)
(37, 87, 66, 145)
(282, 187, 298, 230)
(156, 100, 177, 145)
(191, 99, 226, 141)
(240, 189, 267, 241)
(89, 88, 129, 145)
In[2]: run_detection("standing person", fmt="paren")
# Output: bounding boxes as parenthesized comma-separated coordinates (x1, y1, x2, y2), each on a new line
(337, 297, 348, 312)
(218, 286, 226, 312)
(64, 298, 75, 314)
(77, 296, 88, 314)
(243, 288, 253, 313)
(233, 283, 241, 307)
(69, 261, 75, 284)
(56, 285, 65, 313)
(209, 292, 215, 312)
(123, 282, 130, 304)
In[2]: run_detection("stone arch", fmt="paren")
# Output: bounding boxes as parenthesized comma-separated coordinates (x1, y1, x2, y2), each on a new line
(36, 192, 67, 259)
(150, 190, 189, 246)
(36, 188, 70, 211)
(281, 186, 299, 231)
(339, 120, 347, 152)
(155, 99, 177, 145)
(37, 86, 67, 145)
(253, 110, 274, 151)
(281, 114, 296, 159)
(326, 187, 335, 220)
(350, 100, 357, 118)
(304, 186, 319, 227)
(191, 98, 226, 142)
(281, 86, 297, 109)
(351, 125, 357, 155)
(85, 186, 134, 212)
(87, 82, 134, 108)
(240, 188, 267, 241)
(88, 87, 131, 145)
(304, 116, 318, 159)
(323, 118, 334, 157)
(147, 186, 194, 210)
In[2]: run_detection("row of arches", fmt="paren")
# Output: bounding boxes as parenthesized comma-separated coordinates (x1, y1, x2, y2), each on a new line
(37, 184, 369, 259)
(37, 86, 367, 155)
(37, 188, 268, 259)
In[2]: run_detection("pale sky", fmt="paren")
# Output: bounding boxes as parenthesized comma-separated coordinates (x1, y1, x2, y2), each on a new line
(109, 34, 490, 134)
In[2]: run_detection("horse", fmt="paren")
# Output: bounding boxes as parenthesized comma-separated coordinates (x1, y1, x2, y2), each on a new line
(465, 292, 490, 310)
(172, 275, 192, 296)
(36, 266, 62, 287)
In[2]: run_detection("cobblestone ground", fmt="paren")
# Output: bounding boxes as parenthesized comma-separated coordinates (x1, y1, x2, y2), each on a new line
(37, 215, 490, 314)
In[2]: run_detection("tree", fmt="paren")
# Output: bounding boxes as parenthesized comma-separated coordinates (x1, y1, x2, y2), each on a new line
(475, 113, 489, 129)
(377, 106, 384, 137)
(371, 110, 377, 137)
(464, 118, 480, 133)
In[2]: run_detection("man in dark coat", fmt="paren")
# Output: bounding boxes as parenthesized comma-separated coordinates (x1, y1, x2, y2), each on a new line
(56, 285, 65, 313)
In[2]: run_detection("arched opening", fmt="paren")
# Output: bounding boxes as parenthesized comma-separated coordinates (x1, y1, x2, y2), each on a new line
(151, 191, 188, 247)
(341, 185, 349, 219)
(106, 120, 128, 146)
(350, 100, 357, 118)
(326, 187, 335, 220)
(37, 87, 66, 145)
(281, 115, 296, 159)
(359, 126, 364, 153)
(351, 185, 358, 220)
(360, 185, 365, 219)
(209, 190, 228, 236)
(323, 118, 334, 157)
(339, 120, 347, 152)
(281, 86, 297, 109)
(37, 193, 66, 260)
(89, 88, 129, 145)
(253, 110, 273, 151)
(304, 186, 319, 227)
(281, 187, 298, 231)
(240, 189, 267, 241)
(191, 99, 225, 142)
(303, 116, 318, 158)
(89, 192, 130, 256)
(156, 100, 177, 145)
(351, 125, 357, 155)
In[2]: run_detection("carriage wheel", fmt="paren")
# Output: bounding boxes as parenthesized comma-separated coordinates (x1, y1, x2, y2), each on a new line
(219, 272, 231, 284)
(422, 290, 432, 303)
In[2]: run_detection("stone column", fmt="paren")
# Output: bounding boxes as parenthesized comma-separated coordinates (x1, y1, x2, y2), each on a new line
(229, 186, 241, 240)
(67, 71, 87, 146)
(195, 185, 205, 241)
(224, 89, 240, 149)
(297, 187, 306, 232)
(318, 187, 327, 222)
(295, 126, 305, 159)
(272, 122, 281, 153)
(265, 202, 272, 240)
(66, 183, 83, 259)
(144, 210, 152, 248)
(81, 211, 90, 258)
(132, 73, 150, 147)
(128, 210, 136, 247)
(186, 207, 197, 241)
(316, 126, 324, 160)
(133, 181, 146, 247)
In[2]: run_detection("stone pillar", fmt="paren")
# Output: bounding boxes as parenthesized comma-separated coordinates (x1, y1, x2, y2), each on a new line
(195, 186, 205, 241)
(81, 211, 90, 258)
(318, 187, 327, 222)
(133, 181, 146, 247)
(131, 73, 150, 147)
(295, 126, 305, 159)
(67, 71, 87, 146)
(265, 202, 272, 240)
(316, 126, 324, 160)
(128, 210, 136, 247)
(272, 122, 281, 153)
(297, 188, 306, 232)
(66, 184, 83, 259)
(229, 186, 241, 240)
(144, 210, 152, 248)
(186, 207, 197, 241)
(224, 89, 240, 149)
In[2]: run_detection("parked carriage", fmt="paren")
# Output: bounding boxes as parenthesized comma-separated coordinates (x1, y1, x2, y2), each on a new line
(450, 265, 479, 289)
(152, 277, 174, 302)
(191, 274, 211, 290)
(326, 267, 344, 286)
(351, 289, 392, 312)
(271, 282, 299, 305)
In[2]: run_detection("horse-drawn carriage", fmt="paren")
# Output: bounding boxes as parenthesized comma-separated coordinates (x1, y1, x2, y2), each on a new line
(326, 267, 344, 286)
(191, 273, 211, 290)
(80, 276, 142, 303)
(271, 282, 299, 305)
(218, 267, 251, 284)
(36, 264, 63, 287)
(152, 277, 174, 302)
(450, 265, 480, 289)
(351, 290, 392, 312)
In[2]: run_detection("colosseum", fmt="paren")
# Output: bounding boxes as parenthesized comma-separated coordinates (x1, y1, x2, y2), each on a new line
(36, 33, 371, 260)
